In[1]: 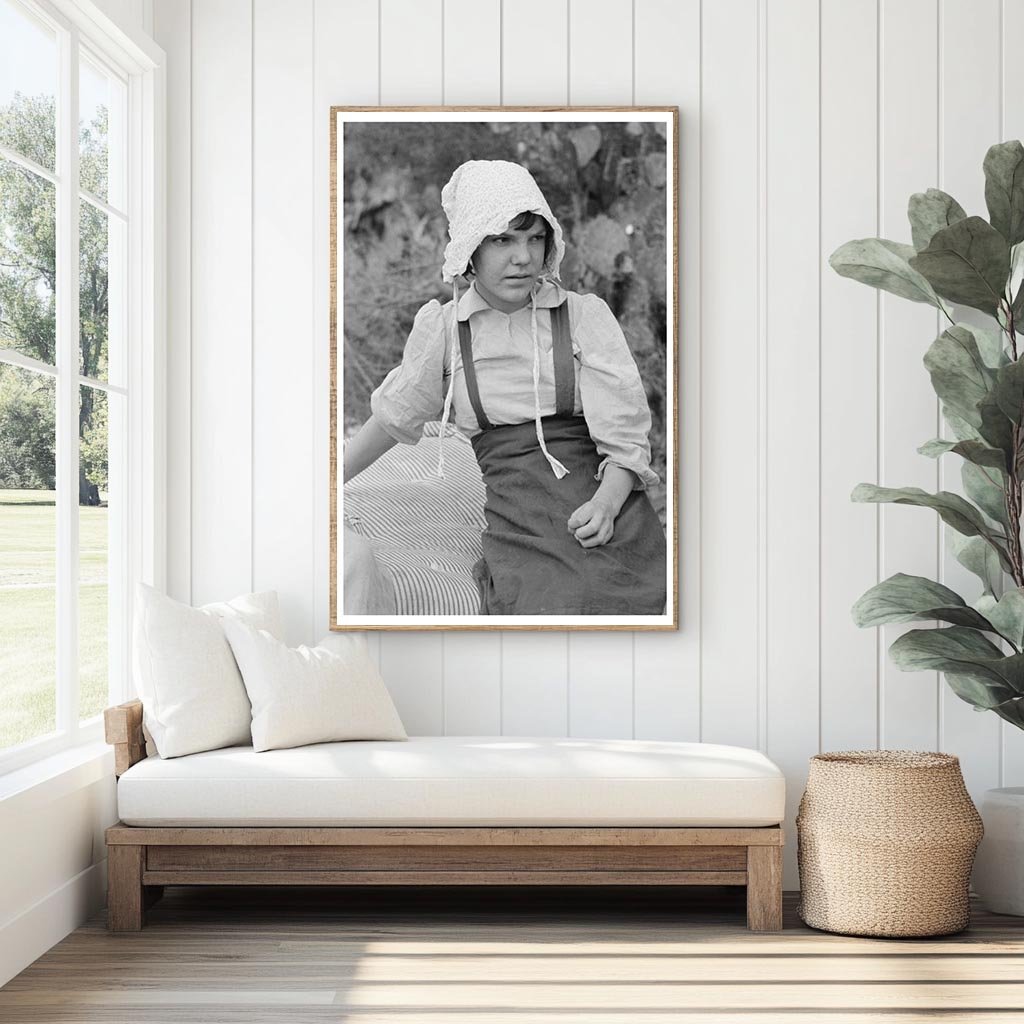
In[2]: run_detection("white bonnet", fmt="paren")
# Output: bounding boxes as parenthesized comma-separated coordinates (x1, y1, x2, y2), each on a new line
(440, 160, 566, 284)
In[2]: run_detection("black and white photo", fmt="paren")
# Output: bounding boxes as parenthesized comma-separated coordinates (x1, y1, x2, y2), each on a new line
(331, 108, 678, 630)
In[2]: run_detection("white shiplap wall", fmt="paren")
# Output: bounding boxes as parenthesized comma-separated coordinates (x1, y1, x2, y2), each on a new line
(154, 0, 1024, 885)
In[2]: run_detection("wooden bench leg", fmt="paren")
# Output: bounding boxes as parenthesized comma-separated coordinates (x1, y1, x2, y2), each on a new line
(107, 845, 145, 931)
(746, 845, 783, 931)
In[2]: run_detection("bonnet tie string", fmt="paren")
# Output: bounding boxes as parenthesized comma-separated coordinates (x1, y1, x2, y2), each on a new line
(436, 279, 460, 478)
(531, 283, 570, 479)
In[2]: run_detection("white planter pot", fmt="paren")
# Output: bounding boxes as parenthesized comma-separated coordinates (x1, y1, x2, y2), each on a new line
(973, 787, 1024, 916)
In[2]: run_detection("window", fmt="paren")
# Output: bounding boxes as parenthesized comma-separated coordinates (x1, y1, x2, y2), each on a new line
(0, 0, 162, 773)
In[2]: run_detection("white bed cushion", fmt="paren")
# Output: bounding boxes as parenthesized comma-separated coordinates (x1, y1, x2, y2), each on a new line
(222, 621, 407, 752)
(133, 585, 283, 759)
(116, 736, 786, 827)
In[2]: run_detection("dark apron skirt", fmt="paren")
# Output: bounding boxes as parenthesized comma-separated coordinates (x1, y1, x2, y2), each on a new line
(470, 414, 667, 615)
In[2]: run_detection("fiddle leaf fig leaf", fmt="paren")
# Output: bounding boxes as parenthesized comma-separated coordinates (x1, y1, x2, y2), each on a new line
(909, 216, 1011, 315)
(950, 532, 1004, 597)
(851, 483, 1011, 568)
(918, 439, 953, 459)
(918, 437, 1007, 471)
(1012, 277, 1024, 324)
(943, 671, 1024, 714)
(984, 140, 1024, 246)
(993, 357, 1024, 423)
(890, 624, 1003, 666)
(942, 407, 983, 442)
(923, 325, 997, 428)
(1008, 241, 1024, 306)
(852, 573, 994, 630)
(1010, 241, 1024, 323)
(977, 392, 1016, 459)
(830, 238, 943, 307)
(977, 589, 1024, 650)
(888, 627, 1024, 702)
(982, 687, 1024, 728)
(969, 322, 1012, 369)
(908, 188, 968, 251)
(962, 461, 1009, 528)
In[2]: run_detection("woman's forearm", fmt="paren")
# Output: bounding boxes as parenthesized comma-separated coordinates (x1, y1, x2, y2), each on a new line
(567, 464, 638, 548)
(343, 415, 399, 482)
(592, 464, 636, 519)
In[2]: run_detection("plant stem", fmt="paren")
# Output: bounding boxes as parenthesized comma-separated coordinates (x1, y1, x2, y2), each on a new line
(1006, 306, 1024, 586)
(1005, 469, 1024, 587)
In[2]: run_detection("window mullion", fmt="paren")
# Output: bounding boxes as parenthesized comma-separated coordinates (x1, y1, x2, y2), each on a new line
(55, 23, 81, 735)
(0, 143, 60, 188)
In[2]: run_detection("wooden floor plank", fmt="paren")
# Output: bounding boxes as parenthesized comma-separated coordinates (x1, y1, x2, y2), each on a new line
(6, 1014, 1024, 1024)
(3, 888, 1024, 1021)
(12, 954, 1024, 984)
(4, 982, 1024, 1010)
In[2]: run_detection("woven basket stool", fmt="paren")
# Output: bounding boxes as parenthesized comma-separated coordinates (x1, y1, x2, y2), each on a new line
(796, 751, 983, 937)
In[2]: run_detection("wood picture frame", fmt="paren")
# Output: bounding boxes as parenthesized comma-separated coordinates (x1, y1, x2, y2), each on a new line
(331, 107, 679, 631)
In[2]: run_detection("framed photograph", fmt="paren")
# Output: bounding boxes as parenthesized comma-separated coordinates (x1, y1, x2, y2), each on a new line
(331, 107, 678, 631)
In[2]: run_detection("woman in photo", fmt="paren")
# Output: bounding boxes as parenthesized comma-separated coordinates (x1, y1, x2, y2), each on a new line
(344, 159, 666, 616)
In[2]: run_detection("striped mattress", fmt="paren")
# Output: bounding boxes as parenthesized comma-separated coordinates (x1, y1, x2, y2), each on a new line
(343, 423, 486, 615)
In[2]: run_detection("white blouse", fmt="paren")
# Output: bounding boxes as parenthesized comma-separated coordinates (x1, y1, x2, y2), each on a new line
(370, 279, 659, 490)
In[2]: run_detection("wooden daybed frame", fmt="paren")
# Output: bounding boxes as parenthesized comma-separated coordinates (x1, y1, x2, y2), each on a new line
(104, 700, 784, 932)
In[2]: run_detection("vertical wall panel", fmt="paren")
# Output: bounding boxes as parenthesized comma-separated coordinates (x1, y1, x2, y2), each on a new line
(313, 0, 380, 660)
(381, 0, 443, 105)
(568, 0, 631, 104)
(563, 0, 637, 733)
(253, 0, 315, 646)
(820, 0, 879, 753)
(878, 0, 941, 751)
(380, 634, 445, 735)
(443, 0, 500, 105)
(632, 0, 700, 742)
(444, 638, 501, 734)
(502, 0, 568, 104)
(154, 0, 190, 604)
(440, 0, 503, 733)
(568, 634, 634, 738)
(699, 0, 760, 749)
(190, 0, 253, 605)
(938, 0, 1002, 795)
(764, 0, 820, 885)
(502, 634, 569, 736)
(1002, 0, 1024, 785)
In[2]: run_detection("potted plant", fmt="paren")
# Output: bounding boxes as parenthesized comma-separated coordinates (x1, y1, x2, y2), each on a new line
(831, 140, 1024, 913)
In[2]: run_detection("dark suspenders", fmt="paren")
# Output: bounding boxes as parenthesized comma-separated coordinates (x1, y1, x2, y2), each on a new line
(457, 316, 493, 431)
(457, 300, 574, 432)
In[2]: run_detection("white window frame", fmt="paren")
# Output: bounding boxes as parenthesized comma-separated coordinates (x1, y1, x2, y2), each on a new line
(0, 0, 164, 776)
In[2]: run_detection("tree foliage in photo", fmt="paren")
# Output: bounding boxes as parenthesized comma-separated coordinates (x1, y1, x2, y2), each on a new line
(342, 120, 670, 520)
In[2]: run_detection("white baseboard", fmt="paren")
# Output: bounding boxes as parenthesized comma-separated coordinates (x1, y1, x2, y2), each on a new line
(0, 859, 107, 987)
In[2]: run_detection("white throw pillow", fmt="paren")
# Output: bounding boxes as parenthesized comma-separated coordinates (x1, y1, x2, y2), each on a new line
(133, 584, 283, 758)
(222, 621, 407, 752)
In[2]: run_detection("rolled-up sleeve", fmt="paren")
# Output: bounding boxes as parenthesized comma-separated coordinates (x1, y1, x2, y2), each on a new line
(574, 293, 660, 491)
(369, 300, 447, 444)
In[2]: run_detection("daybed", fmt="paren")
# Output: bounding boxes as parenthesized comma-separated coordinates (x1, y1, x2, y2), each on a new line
(104, 699, 786, 932)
